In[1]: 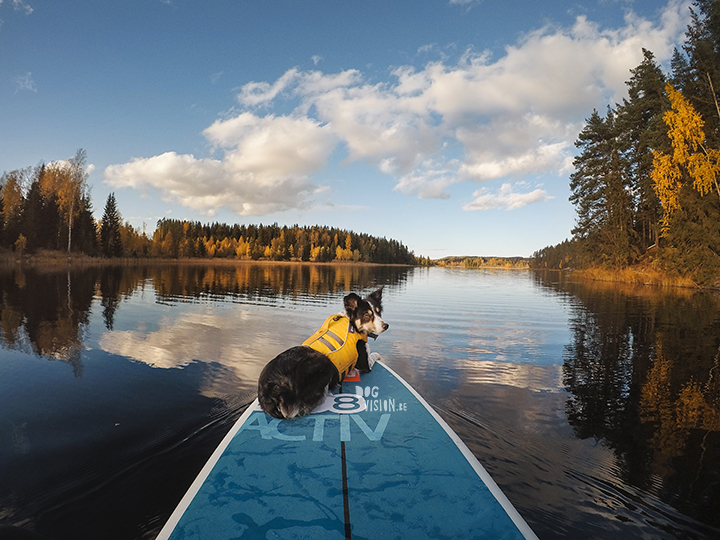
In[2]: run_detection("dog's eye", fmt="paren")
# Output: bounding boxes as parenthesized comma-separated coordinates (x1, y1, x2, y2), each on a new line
(362, 312, 373, 322)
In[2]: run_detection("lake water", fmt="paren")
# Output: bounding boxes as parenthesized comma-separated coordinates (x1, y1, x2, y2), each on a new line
(0, 263, 718, 539)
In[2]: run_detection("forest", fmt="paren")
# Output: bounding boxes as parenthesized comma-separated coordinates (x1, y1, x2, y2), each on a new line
(435, 256, 529, 269)
(0, 152, 421, 266)
(142, 219, 419, 265)
(531, 0, 720, 286)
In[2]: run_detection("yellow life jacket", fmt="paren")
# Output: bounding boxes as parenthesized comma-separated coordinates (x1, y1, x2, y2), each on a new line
(302, 315, 367, 381)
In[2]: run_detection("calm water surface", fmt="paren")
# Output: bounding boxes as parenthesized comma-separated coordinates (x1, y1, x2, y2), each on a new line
(0, 263, 718, 539)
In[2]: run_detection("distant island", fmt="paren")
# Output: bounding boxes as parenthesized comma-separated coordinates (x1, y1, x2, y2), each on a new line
(434, 256, 529, 269)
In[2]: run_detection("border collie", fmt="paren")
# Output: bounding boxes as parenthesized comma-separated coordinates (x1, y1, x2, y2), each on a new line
(257, 287, 389, 419)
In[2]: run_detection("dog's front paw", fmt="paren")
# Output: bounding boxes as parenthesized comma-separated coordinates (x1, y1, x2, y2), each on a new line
(368, 352, 382, 370)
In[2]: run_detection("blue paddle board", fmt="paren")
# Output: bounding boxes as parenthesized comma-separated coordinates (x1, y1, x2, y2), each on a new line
(156, 361, 538, 539)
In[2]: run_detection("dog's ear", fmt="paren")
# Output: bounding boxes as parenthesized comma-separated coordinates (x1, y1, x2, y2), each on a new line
(344, 293, 361, 314)
(369, 286, 384, 305)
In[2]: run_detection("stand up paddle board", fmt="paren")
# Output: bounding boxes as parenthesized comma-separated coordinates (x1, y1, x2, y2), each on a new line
(156, 361, 538, 539)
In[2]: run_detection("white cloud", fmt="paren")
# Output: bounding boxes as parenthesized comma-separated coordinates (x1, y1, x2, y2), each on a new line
(210, 71, 223, 85)
(0, 0, 34, 14)
(104, 0, 689, 215)
(13, 71, 36, 93)
(106, 114, 335, 216)
(12, 0, 33, 15)
(202, 112, 336, 176)
(296, 69, 363, 97)
(454, 113, 577, 181)
(463, 183, 553, 211)
(237, 68, 301, 107)
(394, 158, 459, 199)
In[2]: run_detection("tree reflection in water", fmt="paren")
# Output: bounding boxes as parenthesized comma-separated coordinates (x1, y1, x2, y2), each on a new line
(0, 262, 409, 373)
(0, 266, 95, 376)
(535, 270, 720, 528)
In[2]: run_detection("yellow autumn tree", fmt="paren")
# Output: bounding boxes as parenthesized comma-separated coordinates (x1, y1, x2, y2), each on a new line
(235, 236, 249, 259)
(39, 149, 90, 253)
(205, 236, 216, 258)
(216, 237, 237, 258)
(1, 170, 25, 237)
(651, 83, 720, 234)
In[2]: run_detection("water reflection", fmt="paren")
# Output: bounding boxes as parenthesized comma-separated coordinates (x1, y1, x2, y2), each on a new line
(0, 263, 412, 539)
(143, 262, 407, 305)
(0, 267, 95, 376)
(1, 265, 719, 539)
(0, 263, 410, 374)
(535, 270, 720, 529)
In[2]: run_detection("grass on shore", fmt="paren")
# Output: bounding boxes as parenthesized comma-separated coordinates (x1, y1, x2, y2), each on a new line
(0, 249, 100, 267)
(573, 266, 699, 289)
(0, 249, 408, 269)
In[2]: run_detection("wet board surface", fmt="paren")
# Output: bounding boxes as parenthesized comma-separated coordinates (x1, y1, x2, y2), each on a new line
(156, 361, 538, 540)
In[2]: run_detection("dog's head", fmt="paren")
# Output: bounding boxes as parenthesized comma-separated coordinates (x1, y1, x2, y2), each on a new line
(343, 286, 389, 337)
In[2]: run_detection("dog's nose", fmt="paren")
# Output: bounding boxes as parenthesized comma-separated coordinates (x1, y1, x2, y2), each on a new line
(382, 322, 389, 331)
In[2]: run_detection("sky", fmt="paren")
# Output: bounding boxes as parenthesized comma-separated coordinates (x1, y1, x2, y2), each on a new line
(0, 0, 693, 259)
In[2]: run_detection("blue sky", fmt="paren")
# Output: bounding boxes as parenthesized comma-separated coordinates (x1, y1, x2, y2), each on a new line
(1, 0, 691, 258)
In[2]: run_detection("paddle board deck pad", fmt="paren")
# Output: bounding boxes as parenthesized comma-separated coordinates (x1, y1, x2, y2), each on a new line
(156, 361, 538, 540)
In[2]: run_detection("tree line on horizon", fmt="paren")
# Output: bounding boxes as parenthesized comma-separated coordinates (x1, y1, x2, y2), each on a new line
(531, 0, 720, 285)
(141, 219, 420, 265)
(435, 256, 529, 269)
(0, 156, 421, 265)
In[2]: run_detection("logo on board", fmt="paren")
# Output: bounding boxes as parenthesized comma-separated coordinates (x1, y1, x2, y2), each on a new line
(352, 385, 408, 413)
(245, 384, 407, 442)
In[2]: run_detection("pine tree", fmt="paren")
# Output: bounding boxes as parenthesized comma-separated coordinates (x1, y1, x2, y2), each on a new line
(74, 195, 99, 255)
(100, 193, 123, 257)
(670, 47, 693, 90)
(570, 108, 635, 267)
(615, 49, 668, 251)
(677, 1, 720, 146)
(21, 180, 46, 252)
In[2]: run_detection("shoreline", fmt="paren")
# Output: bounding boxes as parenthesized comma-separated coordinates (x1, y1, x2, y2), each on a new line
(0, 250, 413, 269)
(3, 251, 716, 290)
(553, 266, 713, 290)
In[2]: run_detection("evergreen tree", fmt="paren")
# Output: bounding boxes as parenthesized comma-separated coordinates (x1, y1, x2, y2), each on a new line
(570, 108, 635, 267)
(100, 193, 123, 257)
(615, 49, 668, 251)
(677, 1, 720, 145)
(670, 47, 693, 90)
(74, 195, 98, 255)
(21, 180, 47, 252)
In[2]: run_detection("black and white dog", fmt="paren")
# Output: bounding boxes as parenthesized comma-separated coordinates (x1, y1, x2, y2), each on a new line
(257, 287, 389, 419)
